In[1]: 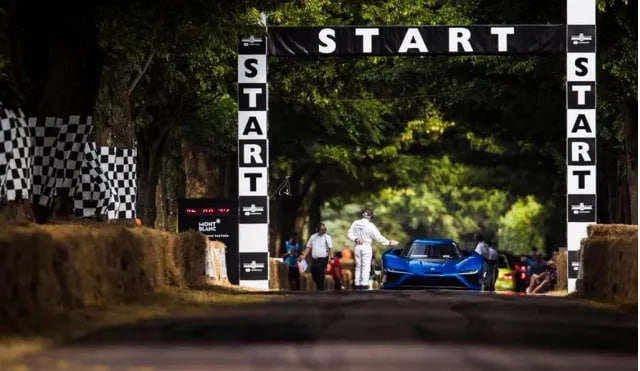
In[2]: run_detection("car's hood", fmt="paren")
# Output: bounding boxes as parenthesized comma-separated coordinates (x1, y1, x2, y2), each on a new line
(383, 250, 482, 274)
(408, 258, 461, 274)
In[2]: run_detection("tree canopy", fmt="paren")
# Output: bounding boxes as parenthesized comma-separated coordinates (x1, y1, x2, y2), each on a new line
(1, 0, 636, 257)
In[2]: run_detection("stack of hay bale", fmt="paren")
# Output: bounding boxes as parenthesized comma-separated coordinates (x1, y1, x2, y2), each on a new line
(268, 251, 356, 291)
(577, 224, 637, 304)
(0, 223, 209, 321)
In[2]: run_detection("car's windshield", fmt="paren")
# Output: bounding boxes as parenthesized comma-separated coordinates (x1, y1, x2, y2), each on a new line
(407, 243, 461, 259)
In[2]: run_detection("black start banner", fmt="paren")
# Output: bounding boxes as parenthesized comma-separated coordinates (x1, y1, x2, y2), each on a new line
(268, 25, 565, 57)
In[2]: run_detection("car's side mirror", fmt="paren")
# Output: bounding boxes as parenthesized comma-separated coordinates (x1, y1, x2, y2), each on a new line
(460, 249, 472, 257)
(386, 247, 403, 256)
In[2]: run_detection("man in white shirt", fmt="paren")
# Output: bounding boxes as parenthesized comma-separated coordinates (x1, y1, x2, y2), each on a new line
(347, 208, 398, 290)
(301, 223, 333, 290)
(473, 233, 497, 291)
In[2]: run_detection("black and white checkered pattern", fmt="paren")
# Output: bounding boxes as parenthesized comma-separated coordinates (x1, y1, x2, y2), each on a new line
(39, 116, 92, 207)
(98, 146, 137, 220)
(28, 117, 62, 205)
(0, 105, 32, 201)
(73, 142, 118, 218)
(1, 109, 137, 220)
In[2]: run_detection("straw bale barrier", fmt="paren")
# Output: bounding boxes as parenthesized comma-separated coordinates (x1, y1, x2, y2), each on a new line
(269, 257, 355, 290)
(0, 223, 208, 321)
(552, 251, 568, 291)
(577, 224, 637, 304)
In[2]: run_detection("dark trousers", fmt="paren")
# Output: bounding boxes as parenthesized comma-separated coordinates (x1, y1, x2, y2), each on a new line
(288, 266, 300, 290)
(333, 276, 342, 290)
(311, 257, 328, 291)
(482, 260, 497, 291)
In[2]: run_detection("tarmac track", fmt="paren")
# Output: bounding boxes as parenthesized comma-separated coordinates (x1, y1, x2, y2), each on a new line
(16, 290, 638, 370)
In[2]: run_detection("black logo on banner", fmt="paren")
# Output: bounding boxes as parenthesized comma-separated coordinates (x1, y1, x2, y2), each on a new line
(567, 194, 596, 222)
(568, 138, 596, 166)
(567, 25, 596, 52)
(238, 36, 266, 54)
(240, 252, 269, 280)
(239, 140, 267, 167)
(238, 83, 267, 111)
(568, 251, 579, 279)
(567, 82, 596, 109)
(239, 196, 268, 223)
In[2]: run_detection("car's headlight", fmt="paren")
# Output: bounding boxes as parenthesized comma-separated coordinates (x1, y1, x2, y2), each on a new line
(459, 269, 479, 274)
(386, 268, 408, 274)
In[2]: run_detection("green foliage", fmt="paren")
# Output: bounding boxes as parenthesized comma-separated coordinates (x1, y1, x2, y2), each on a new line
(84, 0, 635, 241)
(497, 196, 547, 255)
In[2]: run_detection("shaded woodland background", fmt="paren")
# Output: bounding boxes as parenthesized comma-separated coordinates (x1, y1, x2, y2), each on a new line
(0, 0, 636, 257)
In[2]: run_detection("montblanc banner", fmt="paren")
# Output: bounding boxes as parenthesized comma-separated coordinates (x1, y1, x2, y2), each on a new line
(268, 25, 566, 56)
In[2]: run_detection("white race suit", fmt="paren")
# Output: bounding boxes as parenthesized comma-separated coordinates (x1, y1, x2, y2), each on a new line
(347, 218, 392, 287)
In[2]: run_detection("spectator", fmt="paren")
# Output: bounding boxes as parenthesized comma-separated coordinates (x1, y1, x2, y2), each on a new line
(474, 233, 497, 291)
(282, 232, 301, 290)
(527, 260, 557, 294)
(301, 223, 333, 291)
(526, 247, 539, 265)
(528, 252, 547, 277)
(327, 251, 343, 290)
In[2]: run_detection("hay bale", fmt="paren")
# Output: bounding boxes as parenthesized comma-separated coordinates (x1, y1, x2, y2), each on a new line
(552, 251, 568, 291)
(301, 272, 315, 291)
(0, 223, 210, 322)
(587, 224, 637, 238)
(577, 225, 638, 304)
(324, 275, 335, 290)
(269, 258, 290, 290)
(176, 230, 207, 287)
(341, 270, 353, 290)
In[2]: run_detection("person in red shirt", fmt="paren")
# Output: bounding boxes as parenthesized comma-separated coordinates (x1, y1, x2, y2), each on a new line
(326, 251, 343, 290)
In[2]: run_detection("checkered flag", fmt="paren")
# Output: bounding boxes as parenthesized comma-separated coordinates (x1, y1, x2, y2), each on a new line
(73, 142, 118, 218)
(28, 116, 63, 205)
(0, 104, 32, 201)
(98, 146, 137, 220)
(39, 116, 92, 207)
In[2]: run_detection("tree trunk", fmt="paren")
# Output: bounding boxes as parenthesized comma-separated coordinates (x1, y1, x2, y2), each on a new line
(623, 96, 638, 224)
(92, 68, 134, 148)
(307, 188, 322, 239)
(155, 144, 183, 232)
(181, 142, 229, 198)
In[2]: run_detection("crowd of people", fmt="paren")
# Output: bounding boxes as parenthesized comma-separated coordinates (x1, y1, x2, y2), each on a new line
(282, 207, 557, 294)
(472, 234, 558, 294)
(281, 208, 397, 291)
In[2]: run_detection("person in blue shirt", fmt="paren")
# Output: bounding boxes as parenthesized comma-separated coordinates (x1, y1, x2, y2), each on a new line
(283, 232, 301, 290)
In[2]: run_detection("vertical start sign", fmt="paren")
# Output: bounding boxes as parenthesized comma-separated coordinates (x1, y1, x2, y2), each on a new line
(237, 36, 269, 289)
(566, 0, 596, 292)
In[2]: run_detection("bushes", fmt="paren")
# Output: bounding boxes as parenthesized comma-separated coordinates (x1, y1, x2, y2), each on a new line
(0, 223, 208, 321)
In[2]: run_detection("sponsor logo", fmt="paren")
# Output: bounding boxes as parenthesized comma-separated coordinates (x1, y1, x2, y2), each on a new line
(243, 260, 265, 272)
(242, 204, 264, 216)
(570, 33, 592, 45)
(241, 36, 263, 47)
(571, 202, 593, 215)
(198, 219, 222, 233)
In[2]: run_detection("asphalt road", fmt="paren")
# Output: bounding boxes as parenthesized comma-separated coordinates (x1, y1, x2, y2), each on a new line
(16, 290, 638, 370)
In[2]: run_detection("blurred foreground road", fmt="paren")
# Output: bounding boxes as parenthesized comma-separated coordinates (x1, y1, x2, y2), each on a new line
(17, 290, 638, 370)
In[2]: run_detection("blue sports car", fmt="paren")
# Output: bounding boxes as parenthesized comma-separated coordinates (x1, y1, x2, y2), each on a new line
(381, 238, 483, 290)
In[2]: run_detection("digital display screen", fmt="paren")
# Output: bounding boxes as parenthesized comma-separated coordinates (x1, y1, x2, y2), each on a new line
(184, 207, 231, 216)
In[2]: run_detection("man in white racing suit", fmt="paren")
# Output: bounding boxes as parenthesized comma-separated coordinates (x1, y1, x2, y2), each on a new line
(347, 208, 398, 290)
